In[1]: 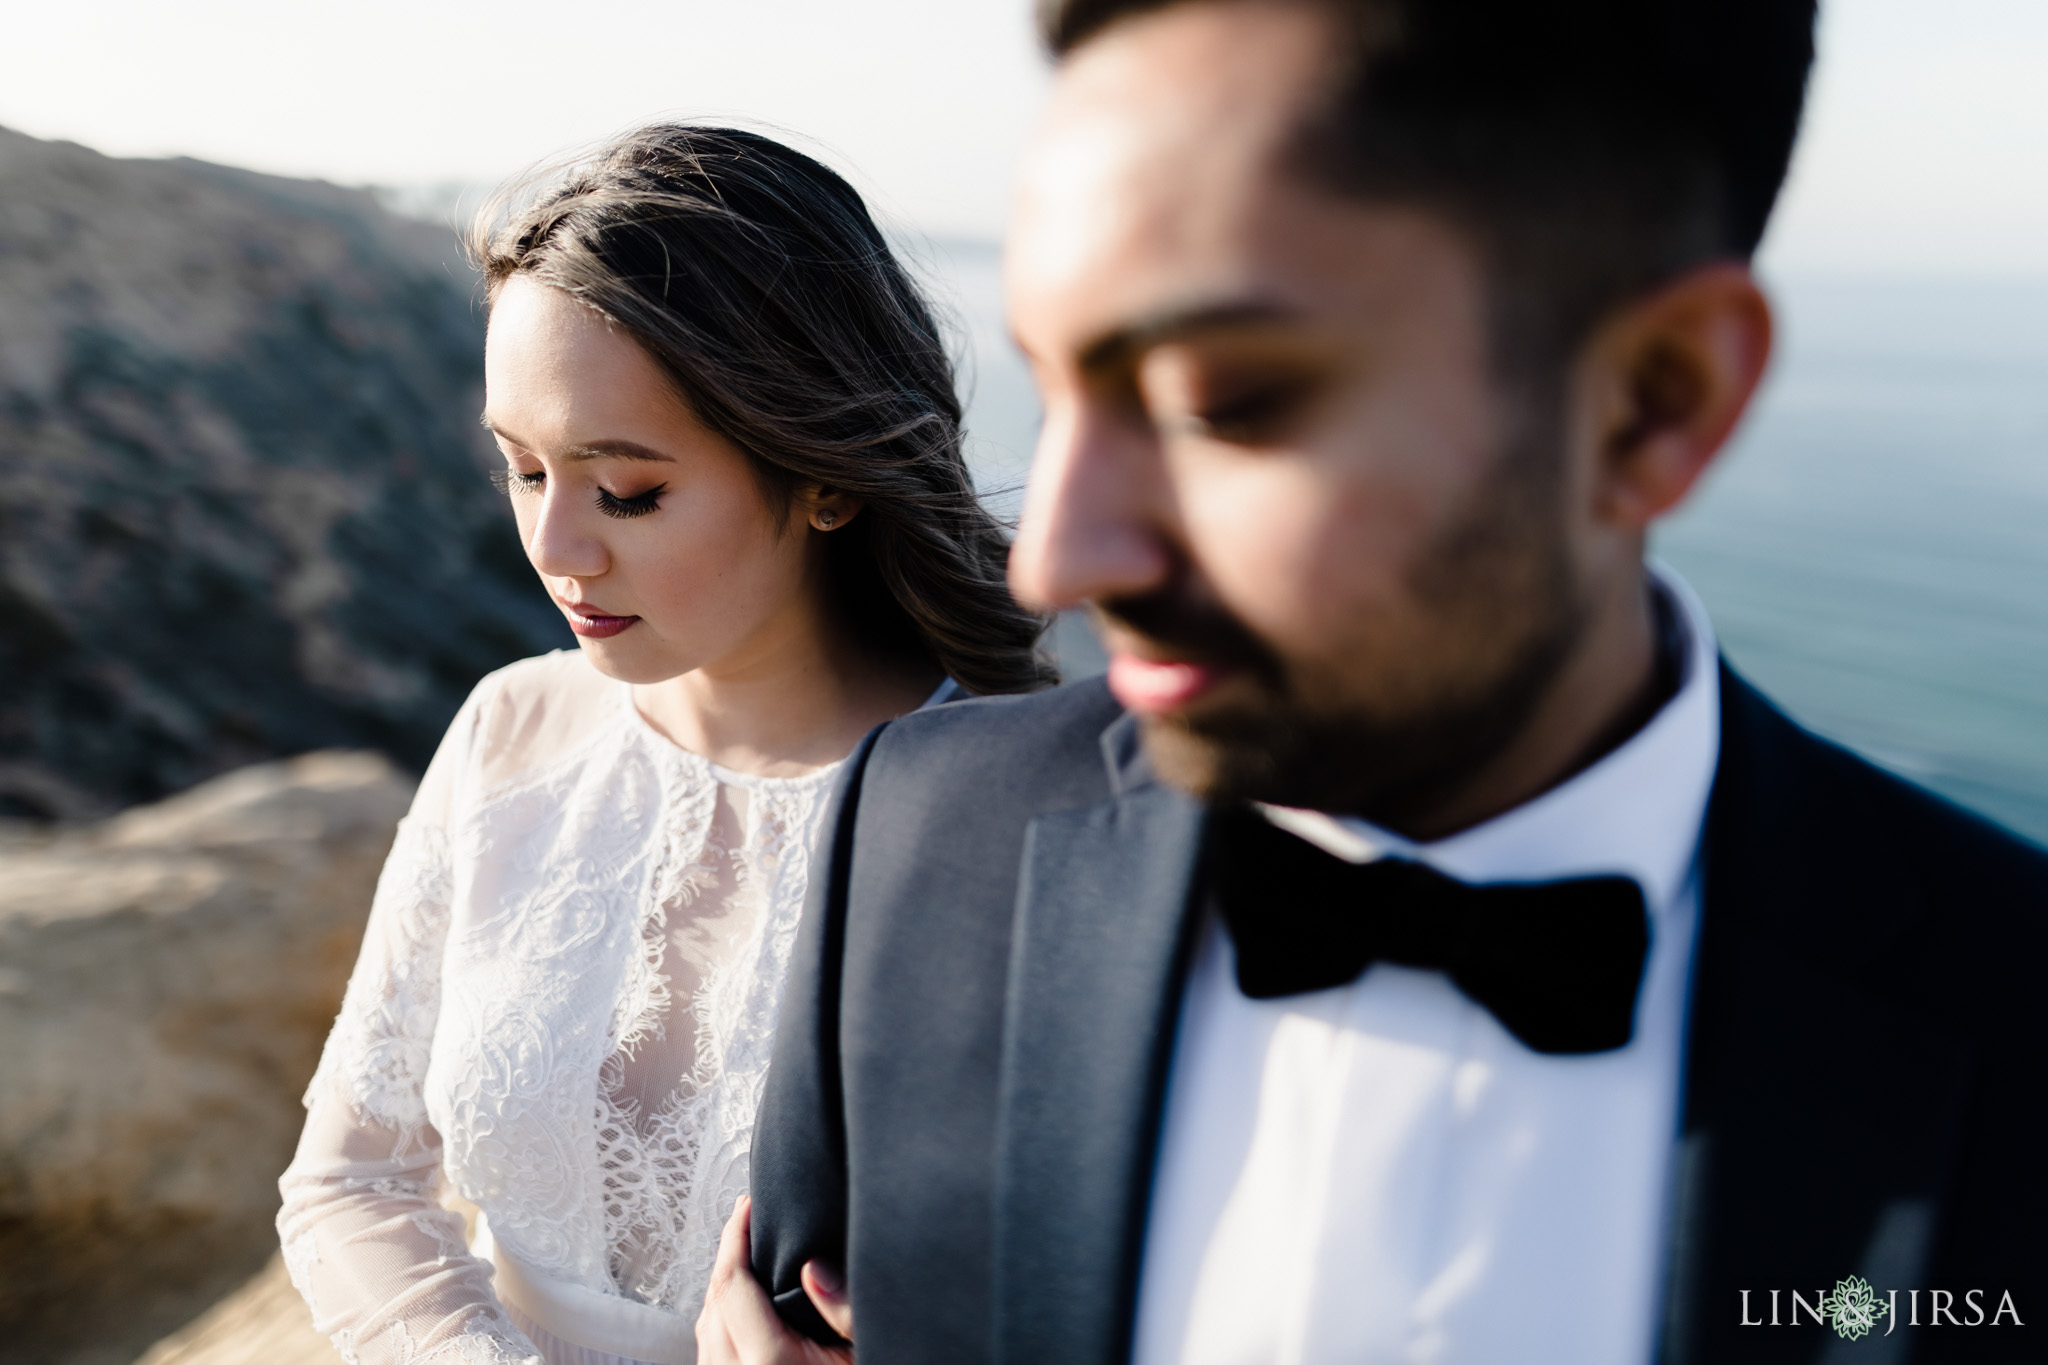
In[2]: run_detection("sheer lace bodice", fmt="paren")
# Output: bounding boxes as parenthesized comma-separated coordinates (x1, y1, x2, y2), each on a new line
(279, 650, 846, 1365)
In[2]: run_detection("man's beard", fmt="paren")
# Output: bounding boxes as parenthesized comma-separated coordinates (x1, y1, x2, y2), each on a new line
(1099, 432, 1587, 827)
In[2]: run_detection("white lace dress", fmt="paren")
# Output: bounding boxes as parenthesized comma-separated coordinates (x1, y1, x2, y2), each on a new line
(279, 650, 912, 1365)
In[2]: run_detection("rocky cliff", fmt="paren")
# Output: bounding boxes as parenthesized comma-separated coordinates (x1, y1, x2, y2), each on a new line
(0, 752, 412, 1365)
(0, 126, 569, 821)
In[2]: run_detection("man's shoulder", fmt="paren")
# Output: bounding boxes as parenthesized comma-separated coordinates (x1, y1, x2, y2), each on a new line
(853, 676, 1128, 825)
(873, 674, 1127, 779)
(1721, 666, 2048, 895)
(870, 675, 1127, 781)
(1714, 666, 2048, 1026)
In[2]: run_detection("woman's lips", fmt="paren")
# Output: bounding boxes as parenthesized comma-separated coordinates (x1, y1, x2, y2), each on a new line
(1107, 653, 1225, 714)
(557, 600, 640, 639)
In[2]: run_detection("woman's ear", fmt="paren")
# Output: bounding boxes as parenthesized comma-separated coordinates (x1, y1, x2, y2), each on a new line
(795, 483, 864, 533)
(1580, 262, 1774, 531)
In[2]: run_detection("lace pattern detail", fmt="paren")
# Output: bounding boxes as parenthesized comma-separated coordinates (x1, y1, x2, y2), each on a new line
(668, 775, 835, 1308)
(279, 1154, 543, 1365)
(307, 817, 455, 1152)
(370, 1318, 544, 1365)
(594, 768, 836, 1313)
(282, 653, 851, 1363)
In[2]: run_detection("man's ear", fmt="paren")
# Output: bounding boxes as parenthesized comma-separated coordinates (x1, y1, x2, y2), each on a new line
(1581, 262, 1773, 531)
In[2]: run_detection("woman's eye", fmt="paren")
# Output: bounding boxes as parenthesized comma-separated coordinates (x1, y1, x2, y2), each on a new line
(596, 485, 666, 519)
(490, 468, 546, 496)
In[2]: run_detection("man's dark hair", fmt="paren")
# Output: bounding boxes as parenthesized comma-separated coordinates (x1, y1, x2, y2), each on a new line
(1039, 0, 1817, 372)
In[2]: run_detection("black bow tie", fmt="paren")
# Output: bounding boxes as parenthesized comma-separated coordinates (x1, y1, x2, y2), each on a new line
(1206, 806, 1651, 1055)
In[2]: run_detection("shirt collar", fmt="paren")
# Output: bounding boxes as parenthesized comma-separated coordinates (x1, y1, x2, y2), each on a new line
(1261, 562, 1720, 914)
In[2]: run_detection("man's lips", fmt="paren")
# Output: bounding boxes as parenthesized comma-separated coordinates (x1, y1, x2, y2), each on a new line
(1107, 653, 1227, 714)
(556, 599, 640, 639)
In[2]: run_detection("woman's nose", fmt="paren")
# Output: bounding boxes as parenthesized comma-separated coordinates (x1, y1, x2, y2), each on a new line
(524, 484, 610, 582)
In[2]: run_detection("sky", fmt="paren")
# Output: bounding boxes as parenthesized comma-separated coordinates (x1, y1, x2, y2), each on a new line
(2, 0, 2044, 275)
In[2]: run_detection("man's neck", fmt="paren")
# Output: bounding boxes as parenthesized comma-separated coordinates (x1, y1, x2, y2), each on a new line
(1391, 569, 1682, 843)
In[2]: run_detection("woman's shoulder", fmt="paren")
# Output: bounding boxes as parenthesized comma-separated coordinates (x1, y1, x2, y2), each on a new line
(464, 649, 626, 788)
(472, 647, 614, 707)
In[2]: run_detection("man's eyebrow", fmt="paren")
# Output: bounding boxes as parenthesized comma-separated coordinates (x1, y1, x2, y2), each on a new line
(1072, 299, 1303, 373)
(479, 418, 675, 464)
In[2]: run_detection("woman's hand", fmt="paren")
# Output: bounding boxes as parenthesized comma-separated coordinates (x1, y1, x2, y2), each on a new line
(696, 1196, 855, 1364)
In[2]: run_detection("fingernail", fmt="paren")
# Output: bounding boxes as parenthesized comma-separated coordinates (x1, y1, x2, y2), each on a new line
(809, 1260, 845, 1297)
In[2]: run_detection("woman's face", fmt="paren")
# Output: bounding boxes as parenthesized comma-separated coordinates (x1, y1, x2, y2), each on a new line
(483, 275, 820, 685)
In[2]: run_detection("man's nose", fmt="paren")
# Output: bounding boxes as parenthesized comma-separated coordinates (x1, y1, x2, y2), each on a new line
(1008, 402, 1172, 613)
(525, 484, 609, 583)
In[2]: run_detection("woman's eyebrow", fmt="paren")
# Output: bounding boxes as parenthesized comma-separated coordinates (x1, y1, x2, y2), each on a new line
(559, 440, 674, 464)
(479, 418, 674, 465)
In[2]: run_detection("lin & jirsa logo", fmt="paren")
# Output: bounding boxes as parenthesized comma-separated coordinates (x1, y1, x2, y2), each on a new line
(1740, 1275, 2024, 1340)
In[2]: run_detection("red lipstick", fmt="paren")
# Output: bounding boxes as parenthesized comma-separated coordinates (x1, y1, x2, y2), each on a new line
(556, 598, 640, 639)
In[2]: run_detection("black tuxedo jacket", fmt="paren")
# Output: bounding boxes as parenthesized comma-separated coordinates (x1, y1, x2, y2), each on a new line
(751, 665, 2046, 1364)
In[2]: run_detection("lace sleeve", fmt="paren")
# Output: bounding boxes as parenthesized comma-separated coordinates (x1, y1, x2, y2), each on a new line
(278, 700, 543, 1365)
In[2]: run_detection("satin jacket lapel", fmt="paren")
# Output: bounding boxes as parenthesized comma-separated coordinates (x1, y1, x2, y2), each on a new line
(992, 716, 1206, 1365)
(1660, 664, 1971, 1364)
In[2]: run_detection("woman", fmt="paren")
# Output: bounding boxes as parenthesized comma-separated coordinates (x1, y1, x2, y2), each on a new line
(277, 125, 1052, 1365)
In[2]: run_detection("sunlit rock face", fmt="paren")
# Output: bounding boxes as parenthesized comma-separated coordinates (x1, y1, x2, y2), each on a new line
(0, 751, 412, 1365)
(0, 126, 569, 820)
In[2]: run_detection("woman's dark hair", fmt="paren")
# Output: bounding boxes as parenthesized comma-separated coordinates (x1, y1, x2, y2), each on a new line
(470, 124, 1055, 695)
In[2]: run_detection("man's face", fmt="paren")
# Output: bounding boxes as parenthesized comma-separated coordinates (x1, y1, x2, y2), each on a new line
(1005, 0, 1597, 823)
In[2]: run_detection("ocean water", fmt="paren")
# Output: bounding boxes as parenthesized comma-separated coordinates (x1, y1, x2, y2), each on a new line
(915, 240, 2048, 845)
(1658, 275, 2048, 842)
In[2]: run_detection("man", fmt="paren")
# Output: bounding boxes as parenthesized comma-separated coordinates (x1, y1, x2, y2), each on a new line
(698, 1, 2046, 1362)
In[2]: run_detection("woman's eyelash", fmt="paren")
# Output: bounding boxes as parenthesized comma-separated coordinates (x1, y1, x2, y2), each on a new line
(490, 468, 545, 495)
(489, 469, 663, 518)
(597, 485, 666, 519)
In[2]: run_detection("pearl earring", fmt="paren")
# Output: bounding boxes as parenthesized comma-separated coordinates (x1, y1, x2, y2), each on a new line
(816, 510, 837, 530)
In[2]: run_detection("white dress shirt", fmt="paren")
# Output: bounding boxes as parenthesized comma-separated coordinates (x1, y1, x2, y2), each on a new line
(1130, 566, 1721, 1365)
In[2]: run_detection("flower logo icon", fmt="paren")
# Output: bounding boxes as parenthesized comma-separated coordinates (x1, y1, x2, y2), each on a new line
(1820, 1275, 1885, 1341)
